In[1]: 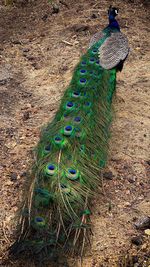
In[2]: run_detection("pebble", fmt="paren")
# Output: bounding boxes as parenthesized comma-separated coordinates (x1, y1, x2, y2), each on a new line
(42, 14, 48, 21)
(91, 13, 97, 19)
(26, 55, 35, 61)
(10, 172, 17, 181)
(146, 160, 150, 165)
(11, 39, 21, 45)
(132, 255, 138, 263)
(22, 48, 30, 53)
(20, 171, 27, 177)
(73, 24, 89, 32)
(52, 4, 59, 14)
(144, 229, 150, 236)
(31, 62, 41, 70)
(103, 171, 113, 180)
(128, 177, 135, 183)
(131, 236, 143, 246)
(0, 79, 8, 85)
(23, 111, 30, 120)
(134, 216, 150, 230)
(133, 264, 140, 267)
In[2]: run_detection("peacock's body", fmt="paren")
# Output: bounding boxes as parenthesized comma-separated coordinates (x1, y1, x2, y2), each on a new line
(11, 6, 129, 263)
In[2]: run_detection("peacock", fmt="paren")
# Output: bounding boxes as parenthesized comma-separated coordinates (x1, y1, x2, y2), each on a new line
(10, 5, 129, 264)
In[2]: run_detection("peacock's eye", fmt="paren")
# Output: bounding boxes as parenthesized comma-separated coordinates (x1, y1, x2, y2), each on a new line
(74, 116, 81, 123)
(67, 102, 73, 107)
(89, 58, 95, 63)
(65, 125, 72, 131)
(72, 91, 80, 97)
(92, 49, 98, 53)
(69, 169, 76, 175)
(55, 136, 62, 142)
(45, 144, 51, 152)
(66, 168, 79, 180)
(35, 217, 44, 223)
(81, 61, 86, 65)
(45, 163, 57, 176)
(80, 69, 87, 74)
(48, 165, 55, 171)
(80, 78, 87, 84)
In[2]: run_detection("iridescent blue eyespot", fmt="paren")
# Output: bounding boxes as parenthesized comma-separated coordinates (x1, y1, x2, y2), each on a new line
(35, 217, 44, 223)
(92, 49, 98, 53)
(80, 78, 87, 84)
(80, 69, 86, 74)
(67, 101, 73, 107)
(69, 169, 76, 175)
(81, 61, 86, 66)
(66, 168, 79, 180)
(74, 116, 81, 123)
(55, 136, 62, 142)
(96, 60, 100, 64)
(89, 58, 95, 63)
(46, 163, 56, 176)
(48, 164, 55, 171)
(72, 91, 80, 97)
(65, 125, 72, 131)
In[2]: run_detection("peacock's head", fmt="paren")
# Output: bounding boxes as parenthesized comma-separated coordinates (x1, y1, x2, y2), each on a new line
(108, 5, 119, 18)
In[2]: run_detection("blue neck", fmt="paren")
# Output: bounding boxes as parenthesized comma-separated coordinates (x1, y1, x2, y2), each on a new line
(108, 15, 120, 30)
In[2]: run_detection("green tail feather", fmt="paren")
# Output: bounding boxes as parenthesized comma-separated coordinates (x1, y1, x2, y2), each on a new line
(10, 38, 116, 262)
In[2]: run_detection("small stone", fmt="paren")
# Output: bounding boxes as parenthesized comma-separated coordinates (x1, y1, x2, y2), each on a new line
(144, 229, 150, 236)
(128, 178, 135, 183)
(0, 79, 8, 85)
(103, 171, 113, 180)
(73, 24, 89, 32)
(20, 171, 27, 177)
(134, 216, 150, 230)
(52, 4, 59, 14)
(124, 201, 131, 207)
(26, 103, 32, 109)
(26, 55, 35, 61)
(11, 39, 21, 45)
(10, 172, 17, 181)
(133, 264, 140, 267)
(20, 38, 30, 44)
(23, 111, 30, 120)
(31, 62, 40, 70)
(132, 255, 138, 263)
(131, 236, 143, 246)
(91, 13, 97, 19)
(6, 141, 17, 149)
(42, 14, 48, 21)
(22, 48, 30, 53)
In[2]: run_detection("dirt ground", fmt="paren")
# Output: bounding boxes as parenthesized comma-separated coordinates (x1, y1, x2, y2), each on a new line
(0, 0, 150, 266)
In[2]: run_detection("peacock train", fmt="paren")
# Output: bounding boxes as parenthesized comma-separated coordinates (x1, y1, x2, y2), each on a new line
(10, 5, 129, 264)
